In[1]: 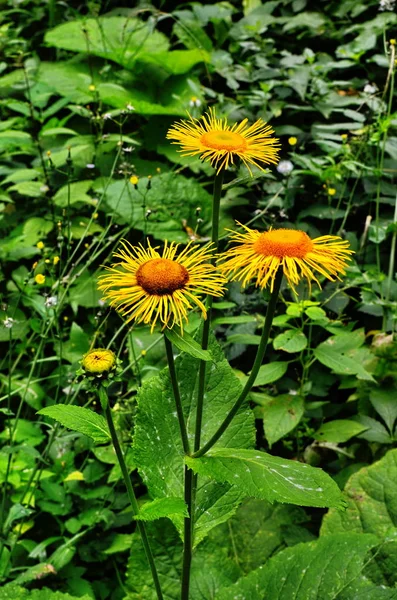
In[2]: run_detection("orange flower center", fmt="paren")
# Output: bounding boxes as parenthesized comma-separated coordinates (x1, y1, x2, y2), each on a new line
(136, 258, 189, 295)
(201, 130, 247, 152)
(253, 229, 313, 258)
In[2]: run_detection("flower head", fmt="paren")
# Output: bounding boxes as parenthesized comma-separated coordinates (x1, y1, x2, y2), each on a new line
(130, 175, 139, 186)
(45, 296, 58, 308)
(220, 224, 353, 293)
(37, 241, 45, 250)
(327, 188, 336, 196)
(276, 160, 294, 175)
(3, 317, 15, 329)
(81, 348, 117, 376)
(35, 274, 46, 285)
(189, 96, 202, 108)
(288, 137, 297, 146)
(98, 241, 226, 332)
(167, 108, 280, 175)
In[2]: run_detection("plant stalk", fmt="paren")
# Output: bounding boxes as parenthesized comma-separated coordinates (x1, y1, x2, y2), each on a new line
(193, 268, 283, 458)
(164, 336, 190, 455)
(101, 390, 164, 600)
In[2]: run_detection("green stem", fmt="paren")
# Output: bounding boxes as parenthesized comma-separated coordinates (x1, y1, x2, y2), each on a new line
(164, 336, 190, 455)
(181, 465, 193, 600)
(195, 168, 224, 452)
(383, 191, 397, 331)
(193, 268, 283, 458)
(102, 390, 163, 600)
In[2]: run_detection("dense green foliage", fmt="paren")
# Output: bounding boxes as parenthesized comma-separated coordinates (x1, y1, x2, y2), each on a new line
(0, 1, 396, 599)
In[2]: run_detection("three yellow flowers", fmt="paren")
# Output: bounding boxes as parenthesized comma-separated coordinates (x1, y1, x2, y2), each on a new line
(98, 109, 353, 332)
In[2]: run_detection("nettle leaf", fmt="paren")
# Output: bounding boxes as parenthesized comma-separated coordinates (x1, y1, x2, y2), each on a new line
(135, 497, 188, 522)
(262, 394, 304, 447)
(186, 448, 344, 509)
(0, 584, 91, 600)
(132, 333, 255, 545)
(314, 419, 368, 443)
(322, 449, 397, 586)
(165, 329, 212, 361)
(314, 344, 375, 381)
(38, 405, 110, 444)
(369, 387, 397, 433)
(217, 533, 381, 600)
(273, 330, 307, 353)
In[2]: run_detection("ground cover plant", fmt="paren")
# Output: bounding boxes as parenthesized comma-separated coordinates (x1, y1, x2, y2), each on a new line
(0, 0, 396, 599)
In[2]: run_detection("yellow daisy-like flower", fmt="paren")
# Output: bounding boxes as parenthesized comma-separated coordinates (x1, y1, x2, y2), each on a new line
(166, 108, 280, 175)
(220, 224, 353, 292)
(82, 348, 116, 375)
(98, 241, 226, 332)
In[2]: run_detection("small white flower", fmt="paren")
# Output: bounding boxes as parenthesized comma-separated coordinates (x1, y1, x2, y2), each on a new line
(364, 83, 378, 94)
(98, 299, 106, 307)
(40, 185, 49, 193)
(189, 96, 202, 108)
(379, 0, 396, 10)
(3, 317, 15, 329)
(86, 163, 95, 169)
(277, 160, 294, 175)
(103, 113, 112, 120)
(123, 146, 133, 153)
(126, 103, 135, 112)
(45, 296, 58, 308)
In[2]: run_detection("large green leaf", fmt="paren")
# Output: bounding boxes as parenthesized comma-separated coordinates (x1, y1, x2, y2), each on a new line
(253, 361, 288, 386)
(314, 344, 375, 381)
(217, 533, 382, 600)
(45, 17, 169, 68)
(321, 449, 397, 586)
(369, 387, 397, 434)
(273, 330, 308, 353)
(132, 333, 255, 544)
(38, 405, 110, 444)
(96, 172, 212, 242)
(314, 419, 368, 443)
(186, 448, 344, 508)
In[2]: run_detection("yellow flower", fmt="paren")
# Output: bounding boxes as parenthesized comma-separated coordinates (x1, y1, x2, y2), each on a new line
(219, 224, 353, 293)
(288, 137, 297, 146)
(390, 39, 396, 46)
(327, 188, 336, 196)
(98, 241, 226, 332)
(130, 175, 139, 186)
(81, 348, 116, 375)
(166, 107, 280, 175)
(37, 241, 45, 250)
(89, 84, 96, 91)
(53, 256, 60, 266)
(341, 134, 348, 140)
(35, 274, 46, 285)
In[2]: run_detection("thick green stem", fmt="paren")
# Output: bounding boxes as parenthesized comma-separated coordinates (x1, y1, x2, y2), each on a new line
(195, 168, 224, 452)
(102, 390, 163, 600)
(181, 465, 193, 600)
(164, 336, 190, 455)
(193, 268, 283, 458)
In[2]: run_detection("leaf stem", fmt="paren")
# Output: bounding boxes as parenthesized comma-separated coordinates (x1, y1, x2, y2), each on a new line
(101, 388, 164, 600)
(181, 465, 193, 600)
(193, 268, 283, 458)
(164, 336, 190, 455)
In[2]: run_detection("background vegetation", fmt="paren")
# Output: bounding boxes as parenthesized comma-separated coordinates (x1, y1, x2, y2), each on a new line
(0, 0, 396, 599)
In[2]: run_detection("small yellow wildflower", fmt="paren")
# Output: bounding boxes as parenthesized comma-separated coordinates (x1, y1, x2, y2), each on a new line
(89, 84, 96, 91)
(130, 175, 139, 186)
(37, 241, 45, 250)
(288, 137, 297, 146)
(53, 256, 60, 266)
(390, 39, 396, 46)
(328, 188, 336, 196)
(35, 274, 46, 285)
(341, 134, 348, 141)
(93, 212, 99, 219)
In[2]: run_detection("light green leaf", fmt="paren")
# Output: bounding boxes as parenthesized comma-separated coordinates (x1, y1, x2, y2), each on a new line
(186, 448, 344, 508)
(305, 306, 327, 320)
(322, 449, 397, 586)
(314, 345, 375, 381)
(53, 181, 93, 207)
(314, 419, 368, 443)
(262, 394, 304, 447)
(217, 533, 380, 600)
(226, 334, 261, 346)
(254, 362, 288, 386)
(8, 181, 44, 198)
(103, 533, 133, 555)
(135, 497, 188, 522)
(22, 217, 54, 245)
(0, 585, 91, 600)
(273, 330, 308, 353)
(45, 17, 169, 69)
(133, 333, 255, 545)
(38, 405, 110, 444)
(165, 329, 212, 361)
(369, 387, 397, 433)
